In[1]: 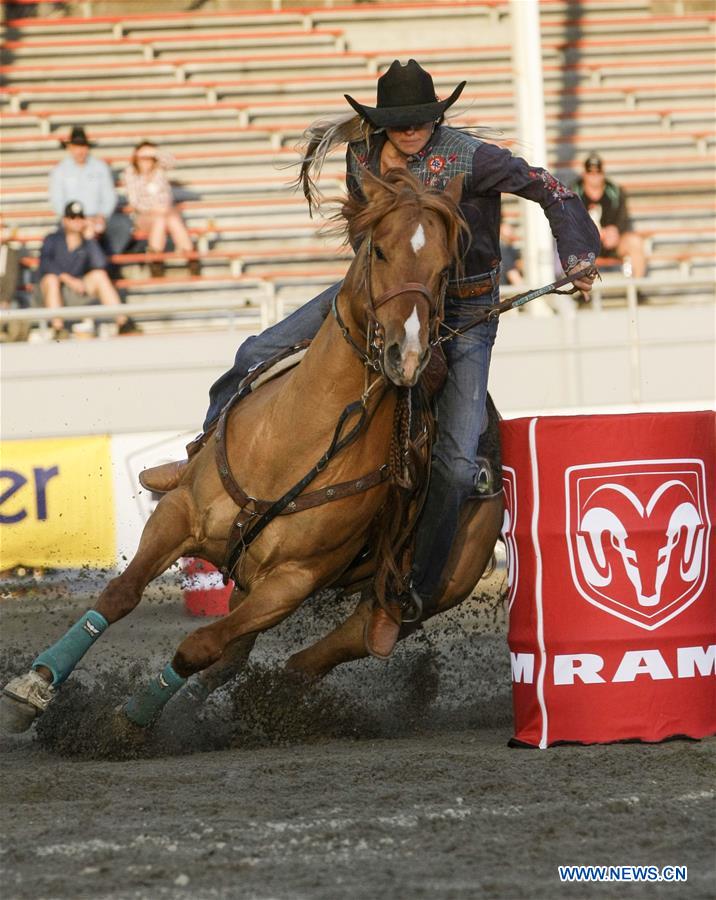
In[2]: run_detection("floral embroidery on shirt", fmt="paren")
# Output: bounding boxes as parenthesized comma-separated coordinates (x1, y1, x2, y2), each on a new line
(529, 169, 574, 203)
(566, 251, 596, 271)
(428, 155, 446, 174)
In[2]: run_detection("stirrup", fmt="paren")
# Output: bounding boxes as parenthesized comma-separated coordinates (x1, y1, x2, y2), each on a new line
(400, 588, 423, 624)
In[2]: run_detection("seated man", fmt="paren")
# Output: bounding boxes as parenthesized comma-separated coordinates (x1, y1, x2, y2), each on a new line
(37, 201, 140, 339)
(573, 153, 646, 279)
(49, 125, 133, 257)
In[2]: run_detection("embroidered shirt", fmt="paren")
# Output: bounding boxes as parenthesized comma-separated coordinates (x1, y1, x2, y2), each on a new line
(346, 127, 600, 279)
(38, 230, 107, 278)
(49, 155, 118, 219)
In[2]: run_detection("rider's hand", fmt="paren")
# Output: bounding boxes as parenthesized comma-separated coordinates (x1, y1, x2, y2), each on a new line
(567, 258, 598, 299)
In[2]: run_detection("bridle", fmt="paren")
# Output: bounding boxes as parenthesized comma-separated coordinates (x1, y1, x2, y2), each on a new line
(332, 231, 448, 376)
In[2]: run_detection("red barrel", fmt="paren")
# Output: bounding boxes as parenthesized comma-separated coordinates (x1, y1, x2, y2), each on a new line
(181, 557, 233, 617)
(501, 411, 715, 747)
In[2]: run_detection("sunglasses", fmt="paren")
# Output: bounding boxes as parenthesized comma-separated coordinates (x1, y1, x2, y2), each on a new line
(390, 121, 433, 133)
(585, 163, 603, 172)
(66, 213, 86, 220)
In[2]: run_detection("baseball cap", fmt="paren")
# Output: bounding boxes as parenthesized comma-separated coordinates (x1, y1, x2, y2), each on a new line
(64, 201, 86, 219)
(584, 152, 603, 172)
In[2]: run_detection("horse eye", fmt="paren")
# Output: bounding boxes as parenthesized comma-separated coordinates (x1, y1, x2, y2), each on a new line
(374, 245, 386, 261)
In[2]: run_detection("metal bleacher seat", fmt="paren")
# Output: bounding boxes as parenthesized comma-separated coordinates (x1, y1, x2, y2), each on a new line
(2, 0, 713, 331)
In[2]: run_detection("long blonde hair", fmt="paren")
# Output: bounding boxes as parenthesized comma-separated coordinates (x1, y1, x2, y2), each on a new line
(293, 113, 375, 216)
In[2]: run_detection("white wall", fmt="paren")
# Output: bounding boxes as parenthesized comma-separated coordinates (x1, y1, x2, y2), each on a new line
(2, 302, 714, 441)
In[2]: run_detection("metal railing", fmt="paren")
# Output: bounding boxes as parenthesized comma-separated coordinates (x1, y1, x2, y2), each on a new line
(2, 272, 713, 330)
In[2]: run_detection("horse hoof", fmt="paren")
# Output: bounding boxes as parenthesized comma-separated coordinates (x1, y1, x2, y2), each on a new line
(0, 693, 39, 734)
(111, 706, 149, 748)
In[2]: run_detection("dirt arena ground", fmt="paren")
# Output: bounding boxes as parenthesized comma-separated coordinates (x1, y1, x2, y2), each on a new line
(1, 569, 714, 900)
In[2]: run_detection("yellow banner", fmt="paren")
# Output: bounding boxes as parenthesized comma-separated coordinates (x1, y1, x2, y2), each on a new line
(0, 435, 116, 570)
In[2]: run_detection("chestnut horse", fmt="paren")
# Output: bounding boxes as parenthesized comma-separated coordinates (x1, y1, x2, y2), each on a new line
(1, 170, 503, 733)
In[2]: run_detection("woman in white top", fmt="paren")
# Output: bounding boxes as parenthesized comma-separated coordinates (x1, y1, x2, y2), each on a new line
(123, 141, 199, 276)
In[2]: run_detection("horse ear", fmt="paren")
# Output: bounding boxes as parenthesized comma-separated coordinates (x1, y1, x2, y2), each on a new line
(443, 174, 464, 205)
(360, 168, 385, 203)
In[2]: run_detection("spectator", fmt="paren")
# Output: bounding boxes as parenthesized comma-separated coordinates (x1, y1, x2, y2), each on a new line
(499, 220, 524, 287)
(573, 153, 646, 278)
(37, 201, 141, 340)
(0, 226, 31, 342)
(123, 141, 200, 278)
(49, 125, 133, 256)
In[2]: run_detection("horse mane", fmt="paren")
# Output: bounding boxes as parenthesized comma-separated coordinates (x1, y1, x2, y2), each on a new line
(338, 168, 470, 271)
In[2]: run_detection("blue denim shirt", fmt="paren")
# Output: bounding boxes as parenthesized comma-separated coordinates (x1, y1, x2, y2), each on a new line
(49, 155, 118, 220)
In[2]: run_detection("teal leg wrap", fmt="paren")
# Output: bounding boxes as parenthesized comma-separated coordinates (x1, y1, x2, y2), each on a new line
(123, 663, 186, 727)
(32, 610, 109, 686)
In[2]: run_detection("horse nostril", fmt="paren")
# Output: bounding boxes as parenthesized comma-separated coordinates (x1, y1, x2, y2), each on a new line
(386, 342, 402, 371)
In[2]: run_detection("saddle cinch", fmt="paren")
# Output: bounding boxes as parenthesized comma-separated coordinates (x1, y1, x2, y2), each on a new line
(138, 341, 502, 658)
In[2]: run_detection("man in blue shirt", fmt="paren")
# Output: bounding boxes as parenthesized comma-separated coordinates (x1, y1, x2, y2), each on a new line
(38, 201, 140, 339)
(49, 126, 132, 255)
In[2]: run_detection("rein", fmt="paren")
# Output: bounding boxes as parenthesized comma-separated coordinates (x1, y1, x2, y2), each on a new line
(433, 266, 599, 346)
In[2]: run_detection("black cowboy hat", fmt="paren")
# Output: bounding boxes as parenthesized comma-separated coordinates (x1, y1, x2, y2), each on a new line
(60, 125, 95, 148)
(344, 59, 466, 129)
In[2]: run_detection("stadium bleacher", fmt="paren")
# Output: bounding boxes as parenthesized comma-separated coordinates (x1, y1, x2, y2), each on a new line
(1, 0, 714, 335)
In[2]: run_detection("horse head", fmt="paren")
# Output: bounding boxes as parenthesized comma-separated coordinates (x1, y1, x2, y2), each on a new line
(342, 168, 467, 387)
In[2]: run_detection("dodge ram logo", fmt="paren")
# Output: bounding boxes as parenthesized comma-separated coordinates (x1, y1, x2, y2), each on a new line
(565, 460, 710, 630)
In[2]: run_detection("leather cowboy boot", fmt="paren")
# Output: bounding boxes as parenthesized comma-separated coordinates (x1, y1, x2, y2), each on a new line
(364, 599, 403, 659)
(363, 580, 424, 659)
(138, 430, 213, 494)
(138, 460, 187, 494)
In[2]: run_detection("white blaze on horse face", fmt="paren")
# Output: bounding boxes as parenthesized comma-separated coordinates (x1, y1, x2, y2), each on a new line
(410, 222, 426, 254)
(403, 305, 421, 354)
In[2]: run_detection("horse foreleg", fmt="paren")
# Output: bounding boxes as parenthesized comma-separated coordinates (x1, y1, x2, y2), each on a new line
(1, 489, 195, 733)
(95, 487, 197, 625)
(120, 570, 315, 727)
(189, 589, 258, 698)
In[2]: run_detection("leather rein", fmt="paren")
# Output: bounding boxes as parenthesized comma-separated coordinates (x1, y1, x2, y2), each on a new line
(218, 231, 444, 585)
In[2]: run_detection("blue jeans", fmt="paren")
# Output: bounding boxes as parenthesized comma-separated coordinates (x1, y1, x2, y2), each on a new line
(411, 289, 499, 602)
(204, 281, 340, 430)
(204, 276, 499, 604)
